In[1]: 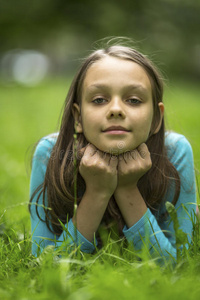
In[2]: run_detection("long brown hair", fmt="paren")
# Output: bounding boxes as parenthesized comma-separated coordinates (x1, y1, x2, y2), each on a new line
(30, 44, 180, 235)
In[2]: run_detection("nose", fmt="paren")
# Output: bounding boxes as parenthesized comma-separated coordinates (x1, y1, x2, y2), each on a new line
(106, 97, 126, 119)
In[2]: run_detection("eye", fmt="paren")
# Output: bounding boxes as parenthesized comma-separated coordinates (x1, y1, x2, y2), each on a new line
(92, 97, 107, 104)
(127, 98, 141, 105)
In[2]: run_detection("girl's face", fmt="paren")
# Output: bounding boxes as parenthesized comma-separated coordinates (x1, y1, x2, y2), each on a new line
(74, 56, 163, 154)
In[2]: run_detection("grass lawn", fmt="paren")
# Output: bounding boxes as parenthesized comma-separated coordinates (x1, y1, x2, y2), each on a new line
(0, 78, 200, 299)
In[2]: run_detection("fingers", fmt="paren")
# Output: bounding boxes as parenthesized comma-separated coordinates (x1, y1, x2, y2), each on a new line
(117, 143, 150, 163)
(109, 154, 118, 169)
(78, 143, 150, 161)
(137, 143, 150, 159)
(119, 151, 135, 162)
(77, 146, 86, 159)
(79, 144, 111, 166)
(82, 143, 97, 158)
(78, 143, 151, 169)
(137, 143, 152, 170)
(76, 144, 94, 159)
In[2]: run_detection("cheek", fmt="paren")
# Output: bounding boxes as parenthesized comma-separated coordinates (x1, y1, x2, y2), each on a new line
(82, 107, 101, 127)
(83, 116, 98, 130)
(81, 114, 99, 139)
(134, 109, 153, 131)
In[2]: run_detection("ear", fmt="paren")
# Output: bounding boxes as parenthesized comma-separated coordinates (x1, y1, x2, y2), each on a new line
(72, 103, 83, 133)
(153, 102, 164, 134)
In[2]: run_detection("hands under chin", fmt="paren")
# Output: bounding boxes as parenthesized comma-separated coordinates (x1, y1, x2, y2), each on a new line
(78, 142, 152, 197)
(114, 143, 152, 195)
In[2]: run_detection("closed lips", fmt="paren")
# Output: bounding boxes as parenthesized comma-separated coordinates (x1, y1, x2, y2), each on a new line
(103, 126, 130, 131)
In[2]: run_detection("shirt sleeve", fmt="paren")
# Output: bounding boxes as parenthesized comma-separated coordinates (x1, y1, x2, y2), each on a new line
(30, 137, 96, 256)
(122, 133, 197, 264)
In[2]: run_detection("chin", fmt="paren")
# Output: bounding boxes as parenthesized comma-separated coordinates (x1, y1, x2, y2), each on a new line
(98, 146, 132, 156)
(93, 141, 141, 156)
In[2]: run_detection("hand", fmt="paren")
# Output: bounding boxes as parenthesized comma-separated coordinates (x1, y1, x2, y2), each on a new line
(78, 144, 118, 198)
(115, 143, 152, 193)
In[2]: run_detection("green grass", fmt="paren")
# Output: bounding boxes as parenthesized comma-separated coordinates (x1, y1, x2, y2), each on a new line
(0, 78, 200, 299)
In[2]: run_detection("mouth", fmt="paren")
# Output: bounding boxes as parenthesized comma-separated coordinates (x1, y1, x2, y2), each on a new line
(103, 131, 129, 135)
(102, 126, 130, 132)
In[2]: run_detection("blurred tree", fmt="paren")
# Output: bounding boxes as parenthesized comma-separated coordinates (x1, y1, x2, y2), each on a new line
(0, 0, 200, 79)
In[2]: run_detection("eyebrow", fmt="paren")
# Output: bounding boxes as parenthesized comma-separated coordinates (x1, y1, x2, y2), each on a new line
(86, 83, 149, 94)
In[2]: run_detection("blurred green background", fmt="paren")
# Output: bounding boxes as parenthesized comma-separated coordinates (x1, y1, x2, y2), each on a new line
(0, 0, 199, 231)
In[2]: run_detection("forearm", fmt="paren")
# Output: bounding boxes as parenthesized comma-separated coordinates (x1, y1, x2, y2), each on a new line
(114, 186, 147, 228)
(122, 208, 177, 264)
(72, 189, 110, 242)
(30, 189, 108, 256)
(114, 187, 177, 263)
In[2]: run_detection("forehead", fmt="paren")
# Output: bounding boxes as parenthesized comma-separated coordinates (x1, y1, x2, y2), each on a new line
(82, 56, 152, 93)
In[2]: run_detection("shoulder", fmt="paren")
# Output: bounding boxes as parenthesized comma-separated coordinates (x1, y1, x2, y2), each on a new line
(160, 132, 196, 215)
(165, 131, 192, 149)
(164, 131, 195, 193)
(33, 132, 59, 165)
(165, 131, 193, 164)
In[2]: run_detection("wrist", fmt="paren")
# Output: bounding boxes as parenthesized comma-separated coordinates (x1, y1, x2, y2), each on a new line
(84, 187, 111, 203)
(114, 184, 138, 198)
(114, 186, 148, 228)
(73, 189, 111, 242)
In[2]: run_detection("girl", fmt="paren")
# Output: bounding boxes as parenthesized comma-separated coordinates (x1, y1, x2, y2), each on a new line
(29, 43, 197, 263)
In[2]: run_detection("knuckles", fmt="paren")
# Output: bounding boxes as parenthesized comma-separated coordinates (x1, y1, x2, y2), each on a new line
(80, 157, 111, 173)
(141, 157, 152, 172)
(80, 146, 152, 176)
(118, 155, 152, 175)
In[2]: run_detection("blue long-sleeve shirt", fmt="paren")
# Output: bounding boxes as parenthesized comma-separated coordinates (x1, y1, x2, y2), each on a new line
(30, 132, 197, 261)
